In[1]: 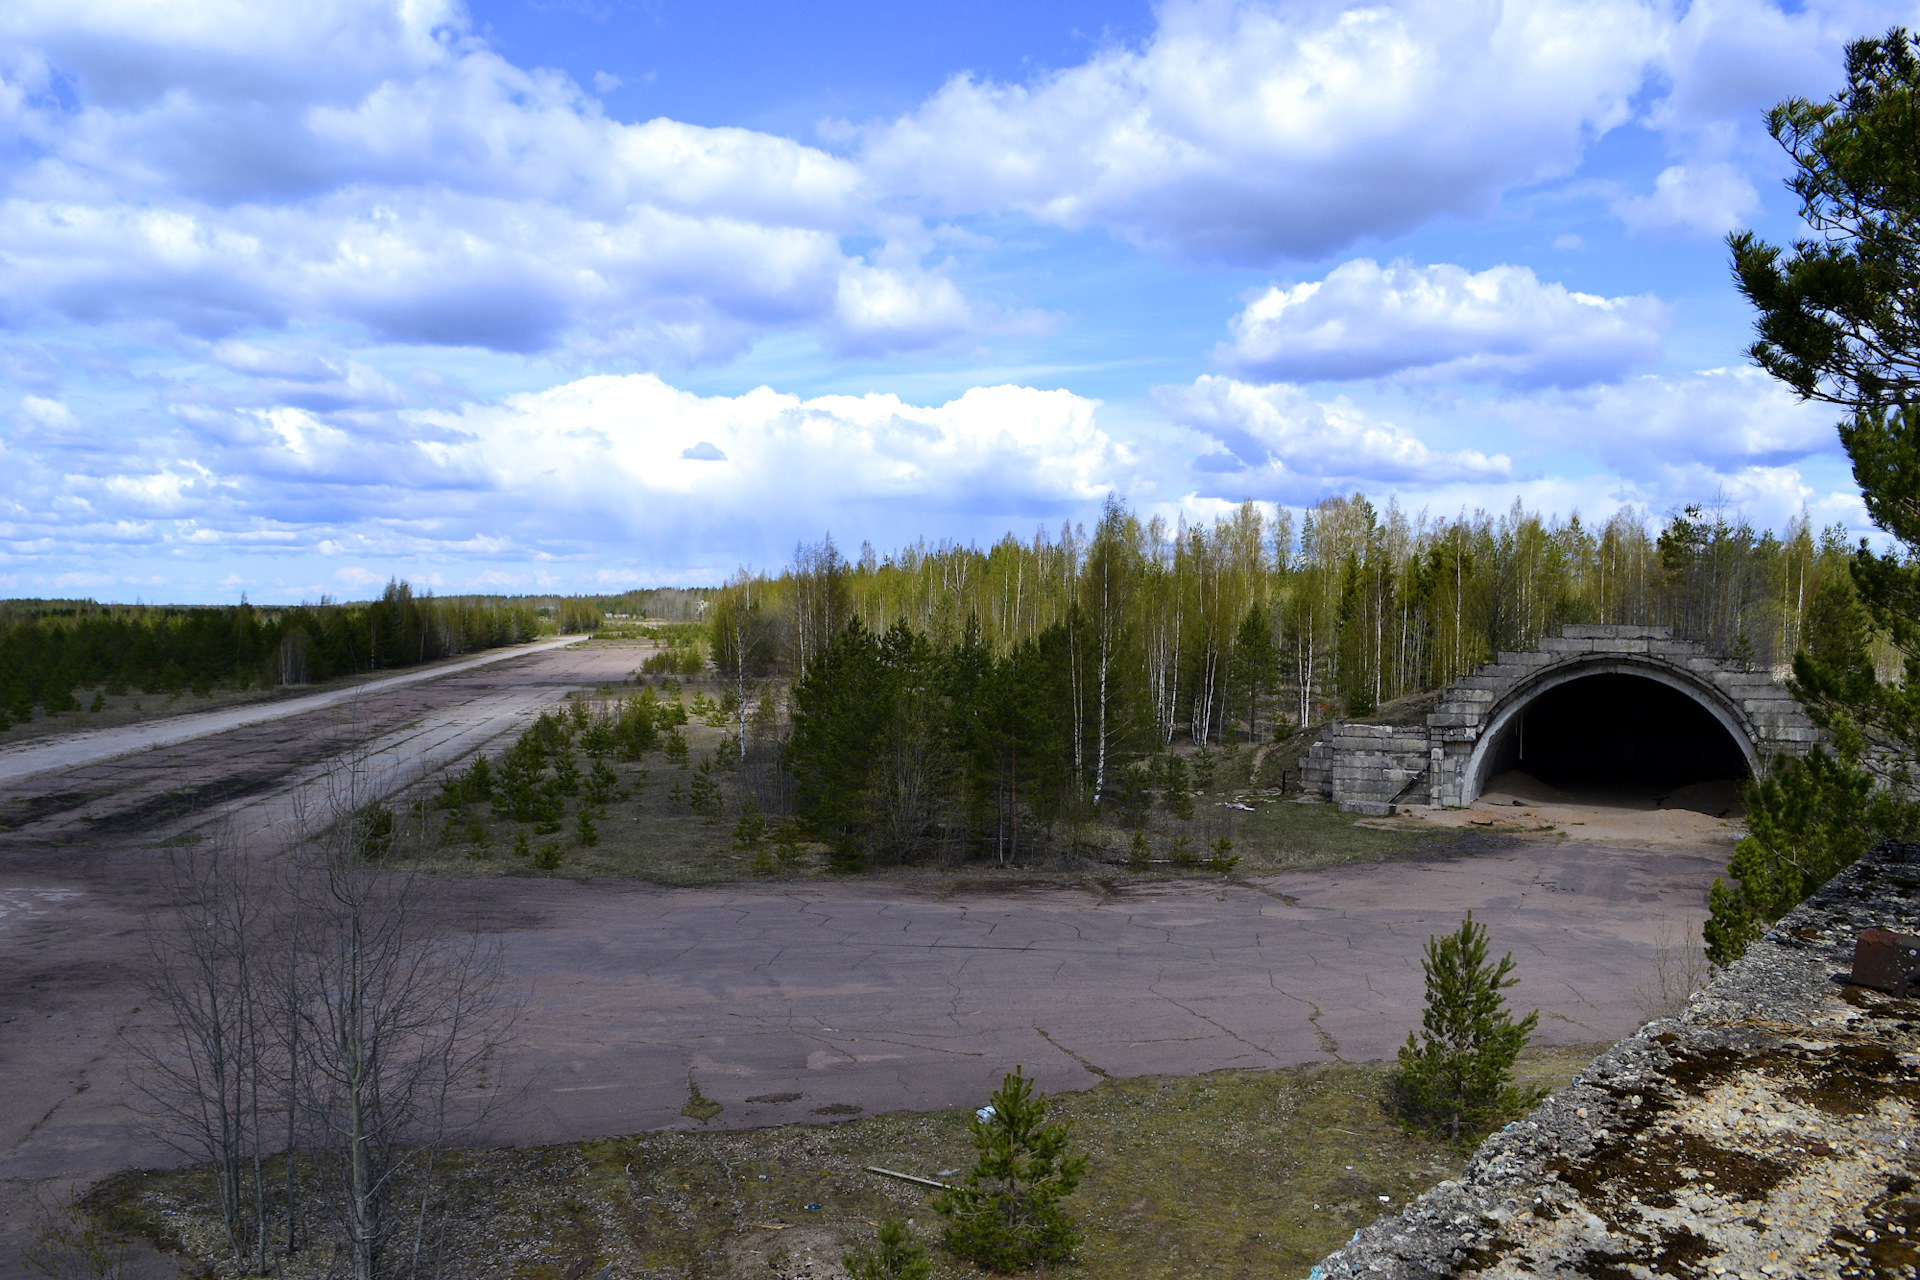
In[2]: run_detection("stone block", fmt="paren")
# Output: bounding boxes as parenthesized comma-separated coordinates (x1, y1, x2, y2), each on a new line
(1562, 624, 1666, 640)
(1851, 928, 1920, 995)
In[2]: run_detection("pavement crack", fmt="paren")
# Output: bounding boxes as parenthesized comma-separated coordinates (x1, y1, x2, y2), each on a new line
(1033, 1026, 1110, 1079)
(1145, 971, 1278, 1063)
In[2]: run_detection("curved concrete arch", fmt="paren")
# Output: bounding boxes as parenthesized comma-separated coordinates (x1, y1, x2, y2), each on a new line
(1460, 657, 1761, 807)
(1301, 626, 1819, 814)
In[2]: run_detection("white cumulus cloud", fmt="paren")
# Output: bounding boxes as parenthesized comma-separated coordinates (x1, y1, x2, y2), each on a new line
(856, 0, 1667, 261)
(1517, 366, 1838, 477)
(1156, 375, 1511, 498)
(0, 0, 973, 362)
(1218, 259, 1666, 386)
(1611, 163, 1760, 238)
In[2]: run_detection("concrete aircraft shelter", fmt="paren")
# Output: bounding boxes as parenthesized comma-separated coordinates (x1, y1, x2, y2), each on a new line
(1302, 625, 1821, 814)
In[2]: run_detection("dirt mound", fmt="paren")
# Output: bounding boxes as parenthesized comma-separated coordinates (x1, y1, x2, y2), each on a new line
(1659, 778, 1746, 817)
(1479, 770, 1572, 805)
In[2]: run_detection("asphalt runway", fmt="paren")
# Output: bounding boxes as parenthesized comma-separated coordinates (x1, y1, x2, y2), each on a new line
(487, 841, 1719, 1144)
(0, 638, 1728, 1275)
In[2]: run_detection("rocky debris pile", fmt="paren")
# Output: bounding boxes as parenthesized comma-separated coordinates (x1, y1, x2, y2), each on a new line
(1309, 841, 1920, 1279)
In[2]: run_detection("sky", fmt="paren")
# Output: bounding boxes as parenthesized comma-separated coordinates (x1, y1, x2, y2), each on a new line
(2, 0, 1915, 603)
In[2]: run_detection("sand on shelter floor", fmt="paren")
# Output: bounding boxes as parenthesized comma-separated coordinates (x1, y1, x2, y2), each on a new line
(1369, 769, 1748, 848)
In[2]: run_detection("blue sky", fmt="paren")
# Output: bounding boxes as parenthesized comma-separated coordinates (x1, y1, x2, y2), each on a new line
(2, 0, 1913, 602)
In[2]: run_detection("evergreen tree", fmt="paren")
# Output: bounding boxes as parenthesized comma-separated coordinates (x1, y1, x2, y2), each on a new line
(1230, 606, 1278, 743)
(843, 1217, 931, 1280)
(934, 1067, 1087, 1272)
(786, 620, 889, 868)
(1389, 912, 1543, 1144)
(1714, 27, 1920, 958)
(1706, 720, 1920, 963)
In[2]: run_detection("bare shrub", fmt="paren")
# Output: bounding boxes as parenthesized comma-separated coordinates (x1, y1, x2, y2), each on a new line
(22, 1185, 129, 1280)
(129, 760, 518, 1280)
(1633, 915, 1713, 1022)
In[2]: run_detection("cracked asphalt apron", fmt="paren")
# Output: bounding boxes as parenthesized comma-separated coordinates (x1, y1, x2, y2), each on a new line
(483, 843, 1720, 1144)
(0, 637, 1726, 1203)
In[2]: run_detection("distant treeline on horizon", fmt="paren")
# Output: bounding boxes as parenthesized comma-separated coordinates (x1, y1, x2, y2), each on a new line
(0, 582, 713, 729)
(0, 493, 1876, 736)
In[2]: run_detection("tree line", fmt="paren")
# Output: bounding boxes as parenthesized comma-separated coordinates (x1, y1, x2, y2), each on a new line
(752, 495, 1852, 738)
(692, 494, 1865, 868)
(0, 581, 557, 728)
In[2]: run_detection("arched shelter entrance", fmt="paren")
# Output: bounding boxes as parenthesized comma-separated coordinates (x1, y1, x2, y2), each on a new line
(1461, 661, 1759, 807)
(1300, 626, 1819, 815)
(1428, 626, 1819, 809)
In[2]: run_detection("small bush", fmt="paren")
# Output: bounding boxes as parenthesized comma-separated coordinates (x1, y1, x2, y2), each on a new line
(1126, 831, 1151, 872)
(1388, 912, 1544, 1144)
(689, 762, 723, 821)
(1159, 755, 1193, 819)
(354, 803, 395, 860)
(934, 1067, 1086, 1272)
(734, 795, 767, 852)
(576, 812, 598, 847)
(585, 759, 619, 806)
(439, 755, 495, 808)
(772, 821, 806, 869)
(1168, 835, 1196, 867)
(533, 841, 563, 871)
(1206, 836, 1238, 874)
(844, 1217, 931, 1280)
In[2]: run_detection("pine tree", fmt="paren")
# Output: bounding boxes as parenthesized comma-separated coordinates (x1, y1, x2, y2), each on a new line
(1711, 28, 1920, 962)
(1389, 912, 1543, 1144)
(1230, 606, 1278, 742)
(933, 1067, 1086, 1272)
(733, 794, 766, 852)
(1706, 720, 1920, 963)
(843, 1217, 931, 1280)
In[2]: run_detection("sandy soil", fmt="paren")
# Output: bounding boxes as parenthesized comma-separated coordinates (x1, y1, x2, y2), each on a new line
(1371, 769, 1749, 849)
(0, 667, 1733, 1278)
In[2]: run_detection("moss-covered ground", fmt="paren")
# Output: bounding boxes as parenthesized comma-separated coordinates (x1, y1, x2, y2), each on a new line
(95, 1045, 1600, 1280)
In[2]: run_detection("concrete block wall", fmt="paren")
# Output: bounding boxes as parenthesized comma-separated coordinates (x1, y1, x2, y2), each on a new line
(1302, 722, 1431, 816)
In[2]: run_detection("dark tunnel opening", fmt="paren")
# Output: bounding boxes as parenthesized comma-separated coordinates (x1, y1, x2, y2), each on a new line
(1480, 673, 1751, 801)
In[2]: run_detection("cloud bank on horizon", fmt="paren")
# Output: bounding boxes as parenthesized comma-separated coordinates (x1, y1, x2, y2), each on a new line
(0, 0, 1898, 600)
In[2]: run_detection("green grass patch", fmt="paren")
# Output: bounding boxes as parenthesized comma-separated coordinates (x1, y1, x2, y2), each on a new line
(395, 694, 1480, 890)
(95, 1046, 1598, 1279)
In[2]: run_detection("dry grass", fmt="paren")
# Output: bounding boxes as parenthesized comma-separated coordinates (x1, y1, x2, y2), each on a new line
(96, 1045, 1602, 1280)
(391, 692, 1481, 890)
